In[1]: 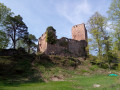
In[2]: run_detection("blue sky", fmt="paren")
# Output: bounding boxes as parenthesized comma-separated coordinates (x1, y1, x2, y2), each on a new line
(1, 0, 111, 39)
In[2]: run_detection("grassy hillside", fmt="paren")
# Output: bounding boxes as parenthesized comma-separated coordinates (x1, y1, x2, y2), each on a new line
(0, 54, 120, 90)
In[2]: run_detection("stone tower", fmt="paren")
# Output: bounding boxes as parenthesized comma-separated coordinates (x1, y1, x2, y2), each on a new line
(71, 23, 88, 57)
(72, 23, 87, 41)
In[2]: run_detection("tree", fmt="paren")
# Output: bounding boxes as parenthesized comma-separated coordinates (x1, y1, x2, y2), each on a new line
(107, 0, 120, 51)
(16, 39, 27, 49)
(3, 15, 28, 49)
(87, 12, 113, 68)
(88, 12, 107, 58)
(24, 34, 37, 53)
(107, 0, 120, 69)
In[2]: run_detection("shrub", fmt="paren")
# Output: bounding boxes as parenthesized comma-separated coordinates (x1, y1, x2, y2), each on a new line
(36, 53, 50, 61)
(89, 65, 99, 71)
(80, 69, 89, 74)
(46, 26, 57, 44)
(38, 65, 46, 73)
(53, 56, 61, 60)
(116, 63, 120, 70)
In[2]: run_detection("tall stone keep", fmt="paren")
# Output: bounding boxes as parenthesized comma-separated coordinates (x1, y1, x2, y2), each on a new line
(72, 23, 87, 41)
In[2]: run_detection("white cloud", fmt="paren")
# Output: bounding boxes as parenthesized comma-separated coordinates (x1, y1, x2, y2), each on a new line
(56, 0, 92, 25)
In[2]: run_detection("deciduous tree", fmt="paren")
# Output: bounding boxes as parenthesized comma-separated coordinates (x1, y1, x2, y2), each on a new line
(87, 12, 112, 67)
(107, 0, 120, 52)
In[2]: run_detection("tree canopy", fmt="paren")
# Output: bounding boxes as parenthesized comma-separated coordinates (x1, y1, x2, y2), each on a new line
(0, 30, 9, 49)
(107, 0, 120, 51)
(46, 26, 57, 44)
(3, 15, 28, 49)
(0, 3, 13, 26)
(0, 2, 13, 49)
(24, 34, 37, 53)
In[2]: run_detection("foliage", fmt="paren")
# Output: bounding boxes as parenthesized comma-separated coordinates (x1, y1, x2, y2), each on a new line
(0, 30, 9, 49)
(16, 39, 28, 50)
(3, 15, 28, 49)
(87, 12, 107, 59)
(87, 12, 116, 70)
(107, 0, 120, 23)
(0, 2, 13, 26)
(24, 34, 37, 53)
(36, 53, 51, 62)
(0, 3, 13, 49)
(46, 26, 57, 44)
(107, 0, 120, 57)
(46, 26, 56, 32)
(89, 65, 99, 71)
(117, 63, 120, 70)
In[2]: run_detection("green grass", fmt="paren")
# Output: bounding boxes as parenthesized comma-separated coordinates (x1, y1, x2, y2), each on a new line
(0, 54, 120, 90)
(0, 75, 120, 90)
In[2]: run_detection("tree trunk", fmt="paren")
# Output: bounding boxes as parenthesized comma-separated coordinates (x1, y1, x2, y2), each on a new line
(13, 29, 16, 49)
(108, 63, 111, 70)
(13, 40, 16, 49)
(98, 41, 101, 60)
(28, 45, 30, 54)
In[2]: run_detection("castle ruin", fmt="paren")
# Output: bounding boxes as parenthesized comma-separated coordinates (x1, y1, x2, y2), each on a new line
(38, 23, 88, 57)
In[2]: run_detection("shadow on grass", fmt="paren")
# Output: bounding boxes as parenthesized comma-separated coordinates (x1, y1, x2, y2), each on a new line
(0, 54, 45, 88)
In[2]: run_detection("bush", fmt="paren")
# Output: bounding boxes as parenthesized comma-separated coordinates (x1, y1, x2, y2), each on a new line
(46, 26, 57, 44)
(38, 65, 46, 73)
(52, 56, 61, 60)
(80, 69, 89, 74)
(36, 53, 50, 61)
(89, 65, 99, 71)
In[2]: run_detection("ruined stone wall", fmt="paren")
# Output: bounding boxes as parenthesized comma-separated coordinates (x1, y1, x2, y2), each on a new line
(54, 37, 87, 57)
(67, 39, 87, 57)
(38, 23, 88, 57)
(46, 44, 66, 55)
(38, 33, 67, 55)
(68, 39, 81, 56)
(38, 33, 48, 53)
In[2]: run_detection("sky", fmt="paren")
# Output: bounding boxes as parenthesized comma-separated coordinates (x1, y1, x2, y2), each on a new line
(0, 0, 112, 39)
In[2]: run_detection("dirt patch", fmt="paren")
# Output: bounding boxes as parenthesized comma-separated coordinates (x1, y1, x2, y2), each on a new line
(51, 75, 64, 81)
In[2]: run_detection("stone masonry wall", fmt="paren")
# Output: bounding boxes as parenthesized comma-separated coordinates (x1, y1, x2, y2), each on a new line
(68, 39, 81, 56)
(46, 44, 66, 55)
(38, 33, 48, 53)
(72, 23, 87, 41)
(38, 23, 88, 57)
